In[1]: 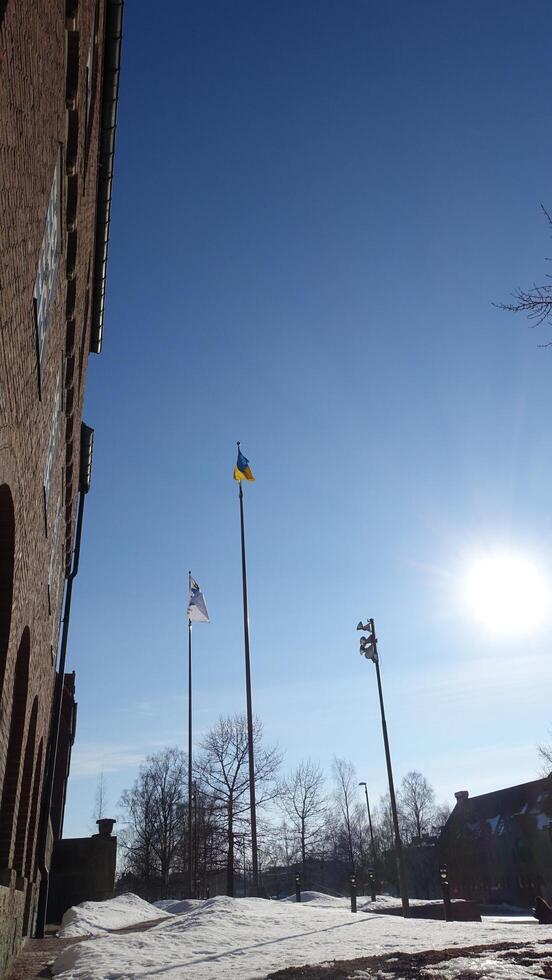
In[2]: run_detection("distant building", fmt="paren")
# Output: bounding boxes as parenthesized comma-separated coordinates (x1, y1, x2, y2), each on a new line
(0, 0, 122, 970)
(439, 779, 552, 908)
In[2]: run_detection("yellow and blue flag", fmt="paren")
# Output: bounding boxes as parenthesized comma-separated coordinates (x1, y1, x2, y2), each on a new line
(234, 447, 255, 482)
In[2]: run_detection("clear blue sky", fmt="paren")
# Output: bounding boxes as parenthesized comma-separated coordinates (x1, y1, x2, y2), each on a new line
(64, 0, 552, 836)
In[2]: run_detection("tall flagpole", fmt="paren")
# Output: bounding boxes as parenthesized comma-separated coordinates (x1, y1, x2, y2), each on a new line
(188, 572, 193, 899)
(237, 443, 259, 896)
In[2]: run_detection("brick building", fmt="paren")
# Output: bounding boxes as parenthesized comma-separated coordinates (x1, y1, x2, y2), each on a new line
(0, 0, 123, 969)
(439, 779, 552, 908)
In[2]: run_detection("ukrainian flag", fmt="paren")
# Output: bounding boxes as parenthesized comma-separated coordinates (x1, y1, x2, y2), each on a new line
(234, 447, 255, 482)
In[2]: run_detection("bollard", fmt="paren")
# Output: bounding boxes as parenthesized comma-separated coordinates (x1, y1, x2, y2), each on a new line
(368, 867, 376, 903)
(350, 874, 357, 913)
(439, 864, 451, 922)
(295, 873, 301, 902)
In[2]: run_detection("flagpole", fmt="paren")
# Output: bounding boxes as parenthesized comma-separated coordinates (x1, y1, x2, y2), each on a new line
(237, 444, 259, 896)
(188, 572, 193, 899)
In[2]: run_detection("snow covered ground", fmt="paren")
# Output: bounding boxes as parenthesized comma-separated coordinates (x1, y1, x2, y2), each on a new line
(281, 891, 440, 912)
(58, 892, 171, 937)
(419, 952, 552, 979)
(52, 893, 551, 979)
(153, 898, 203, 914)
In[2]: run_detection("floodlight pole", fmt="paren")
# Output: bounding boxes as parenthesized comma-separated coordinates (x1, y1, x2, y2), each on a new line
(187, 607, 193, 898)
(360, 618, 409, 917)
(237, 461, 259, 896)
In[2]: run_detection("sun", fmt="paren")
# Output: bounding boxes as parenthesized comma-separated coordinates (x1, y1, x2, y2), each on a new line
(463, 553, 549, 635)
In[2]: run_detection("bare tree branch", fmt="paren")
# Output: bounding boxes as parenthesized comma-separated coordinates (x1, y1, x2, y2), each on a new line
(497, 205, 552, 344)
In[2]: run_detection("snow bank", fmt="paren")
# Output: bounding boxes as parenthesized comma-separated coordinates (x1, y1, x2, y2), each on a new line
(281, 890, 432, 910)
(58, 892, 172, 937)
(281, 891, 444, 915)
(52, 894, 552, 980)
(282, 890, 350, 908)
(153, 898, 202, 914)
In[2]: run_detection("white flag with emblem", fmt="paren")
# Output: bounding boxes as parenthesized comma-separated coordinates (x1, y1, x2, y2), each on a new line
(187, 576, 210, 623)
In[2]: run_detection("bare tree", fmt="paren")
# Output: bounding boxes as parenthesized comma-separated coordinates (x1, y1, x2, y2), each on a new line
(498, 206, 552, 340)
(265, 818, 299, 870)
(538, 736, 552, 776)
(119, 747, 187, 897)
(195, 714, 281, 896)
(93, 769, 108, 822)
(279, 760, 326, 878)
(432, 801, 452, 834)
(332, 757, 358, 871)
(373, 791, 397, 853)
(399, 771, 435, 842)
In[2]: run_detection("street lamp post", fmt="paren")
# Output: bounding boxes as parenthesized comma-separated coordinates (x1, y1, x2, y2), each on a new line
(357, 618, 410, 917)
(358, 781, 376, 865)
(359, 780, 377, 900)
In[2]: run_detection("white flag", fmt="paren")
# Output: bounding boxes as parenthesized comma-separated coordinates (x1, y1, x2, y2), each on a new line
(188, 576, 210, 623)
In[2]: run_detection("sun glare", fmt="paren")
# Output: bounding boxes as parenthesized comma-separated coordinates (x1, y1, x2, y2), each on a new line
(464, 553, 549, 635)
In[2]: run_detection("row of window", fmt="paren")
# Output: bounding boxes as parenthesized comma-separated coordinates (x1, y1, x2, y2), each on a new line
(33, 159, 61, 394)
(34, 5, 101, 644)
(0, 493, 40, 888)
(33, 2, 100, 393)
(0, 3, 101, 922)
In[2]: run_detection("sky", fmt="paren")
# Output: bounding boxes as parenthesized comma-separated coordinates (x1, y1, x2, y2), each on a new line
(64, 0, 552, 837)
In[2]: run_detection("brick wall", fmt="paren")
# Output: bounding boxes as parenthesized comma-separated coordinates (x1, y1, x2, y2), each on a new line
(0, 0, 112, 968)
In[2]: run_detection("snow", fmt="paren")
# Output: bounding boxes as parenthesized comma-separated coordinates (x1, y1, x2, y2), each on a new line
(282, 889, 349, 907)
(58, 892, 172, 937)
(281, 890, 438, 911)
(419, 952, 552, 979)
(51, 894, 552, 980)
(153, 898, 203, 914)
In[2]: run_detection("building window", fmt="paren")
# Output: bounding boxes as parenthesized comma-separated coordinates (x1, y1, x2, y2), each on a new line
(86, 42, 93, 126)
(0, 484, 15, 701)
(85, 5, 100, 167)
(13, 696, 38, 875)
(48, 492, 63, 623)
(43, 368, 62, 525)
(0, 629, 30, 869)
(34, 161, 61, 387)
(79, 276, 91, 388)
